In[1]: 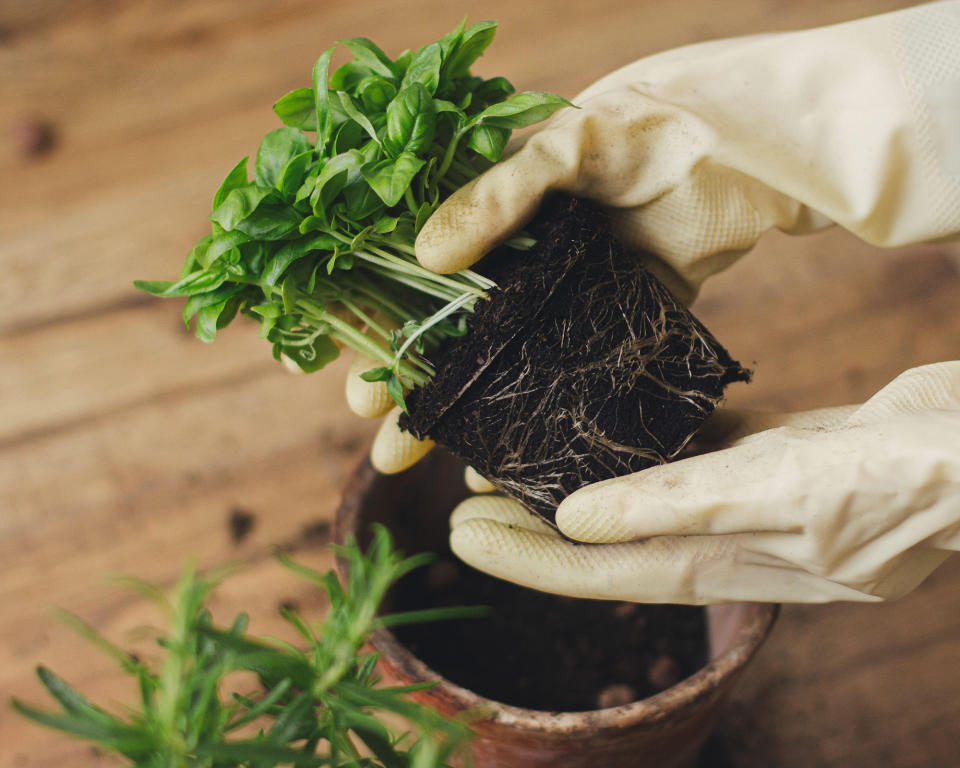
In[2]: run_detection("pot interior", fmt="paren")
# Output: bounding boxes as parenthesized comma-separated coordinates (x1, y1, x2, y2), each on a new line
(339, 450, 771, 713)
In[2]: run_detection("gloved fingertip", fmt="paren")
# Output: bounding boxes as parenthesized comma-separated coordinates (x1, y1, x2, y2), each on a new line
(556, 484, 640, 543)
(280, 354, 305, 375)
(370, 408, 434, 474)
(450, 495, 554, 534)
(414, 180, 485, 274)
(463, 466, 496, 493)
(345, 354, 393, 418)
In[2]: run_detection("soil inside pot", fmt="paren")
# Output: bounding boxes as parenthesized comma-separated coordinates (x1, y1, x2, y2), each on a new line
(349, 450, 710, 714)
(389, 551, 708, 712)
(401, 195, 749, 523)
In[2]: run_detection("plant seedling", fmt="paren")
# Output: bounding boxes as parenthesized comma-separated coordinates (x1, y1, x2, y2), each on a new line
(135, 19, 571, 413)
(135, 20, 748, 523)
(12, 526, 485, 767)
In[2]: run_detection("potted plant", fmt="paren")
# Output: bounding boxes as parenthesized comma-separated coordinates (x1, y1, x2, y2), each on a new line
(336, 449, 777, 768)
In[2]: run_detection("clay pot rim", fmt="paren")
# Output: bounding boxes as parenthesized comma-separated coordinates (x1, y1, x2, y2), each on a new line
(336, 457, 779, 735)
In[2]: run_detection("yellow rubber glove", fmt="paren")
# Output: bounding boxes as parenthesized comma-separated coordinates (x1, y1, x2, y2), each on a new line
(416, 2, 960, 291)
(343, 326, 434, 474)
(450, 363, 960, 603)
(367, 2, 960, 476)
(428, 3, 960, 602)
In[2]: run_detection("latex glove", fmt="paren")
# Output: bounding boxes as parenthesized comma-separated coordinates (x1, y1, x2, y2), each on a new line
(416, 1, 960, 301)
(370, 2, 960, 468)
(344, 339, 434, 475)
(449, 363, 960, 603)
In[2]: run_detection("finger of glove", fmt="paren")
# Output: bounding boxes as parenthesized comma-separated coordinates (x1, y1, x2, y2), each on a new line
(415, 131, 578, 274)
(450, 495, 555, 535)
(345, 350, 394, 418)
(343, 315, 400, 418)
(450, 516, 792, 603)
(847, 361, 960, 427)
(694, 405, 860, 448)
(463, 466, 496, 494)
(450, 517, 886, 603)
(370, 406, 434, 474)
(556, 427, 824, 543)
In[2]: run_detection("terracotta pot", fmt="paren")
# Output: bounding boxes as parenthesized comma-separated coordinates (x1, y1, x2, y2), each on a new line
(335, 450, 778, 768)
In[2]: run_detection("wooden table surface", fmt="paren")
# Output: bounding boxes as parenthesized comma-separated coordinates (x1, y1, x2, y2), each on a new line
(2, 1, 958, 766)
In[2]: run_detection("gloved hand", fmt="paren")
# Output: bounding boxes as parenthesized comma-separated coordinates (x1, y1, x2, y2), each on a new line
(449, 362, 960, 603)
(416, 1, 960, 290)
(367, 1, 960, 475)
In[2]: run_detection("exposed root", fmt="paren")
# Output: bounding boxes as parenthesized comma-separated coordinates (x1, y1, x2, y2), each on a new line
(402, 197, 749, 524)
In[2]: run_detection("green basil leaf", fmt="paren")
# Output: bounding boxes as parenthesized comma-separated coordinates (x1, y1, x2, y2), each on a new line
(329, 61, 373, 92)
(249, 303, 281, 319)
(195, 293, 241, 343)
(339, 38, 397, 80)
(282, 334, 340, 373)
(212, 157, 249, 210)
(361, 153, 425, 207)
(357, 76, 397, 113)
(262, 233, 339, 287)
(386, 374, 407, 413)
(332, 120, 365, 153)
(401, 42, 442, 94)
(343, 175, 387, 219)
(134, 269, 227, 298)
(472, 76, 515, 109)
(393, 49, 413, 75)
(203, 230, 253, 268)
(294, 167, 320, 205)
(466, 123, 510, 162)
(276, 150, 314, 198)
(433, 99, 466, 119)
(210, 186, 276, 231)
(181, 234, 212, 276)
(372, 215, 400, 234)
(471, 91, 573, 130)
(414, 200, 434, 233)
(231, 204, 301, 240)
(437, 18, 466, 61)
(359, 366, 392, 383)
(309, 149, 367, 218)
(444, 20, 497, 80)
(273, 89, 316, 130)
(312, 48, 335, 154)
(255, 127, 312, 188)
(384, 84, 436, 158)
(336, 92, 380, 145)
(240, 240, 270, 274)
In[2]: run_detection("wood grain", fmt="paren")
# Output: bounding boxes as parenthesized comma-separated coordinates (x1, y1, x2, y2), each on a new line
(2, 1, 957, 766)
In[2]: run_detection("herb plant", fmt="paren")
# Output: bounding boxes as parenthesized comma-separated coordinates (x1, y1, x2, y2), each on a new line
(12, 526, 484, 767)
(135, 20, 570, 409)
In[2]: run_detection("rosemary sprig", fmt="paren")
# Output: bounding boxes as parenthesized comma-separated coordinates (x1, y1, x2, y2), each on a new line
(12, 526, 484, 767)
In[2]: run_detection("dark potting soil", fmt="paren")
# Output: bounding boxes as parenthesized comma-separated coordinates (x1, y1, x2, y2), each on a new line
(401, 195, 749, 523)
(389, 553, 708, 712)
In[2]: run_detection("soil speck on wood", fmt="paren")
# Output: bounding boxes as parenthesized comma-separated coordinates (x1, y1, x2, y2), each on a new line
(227, 507, 256, 544)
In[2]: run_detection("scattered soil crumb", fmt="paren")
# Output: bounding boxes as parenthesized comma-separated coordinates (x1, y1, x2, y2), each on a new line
(596, 683, 638, 709)
(11, 116, 56, 158)
(648, 654, 683, 690)
(299, 520, 332, 547)
(227, 507, 256, 544)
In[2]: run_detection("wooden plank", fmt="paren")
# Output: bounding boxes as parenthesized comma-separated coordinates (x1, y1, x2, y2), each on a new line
(3, 0, 958, 765)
